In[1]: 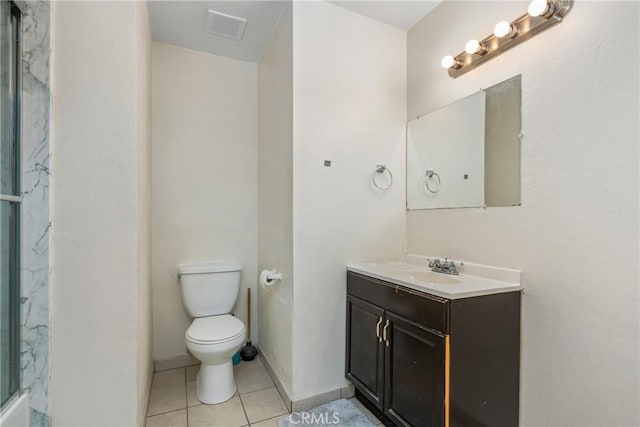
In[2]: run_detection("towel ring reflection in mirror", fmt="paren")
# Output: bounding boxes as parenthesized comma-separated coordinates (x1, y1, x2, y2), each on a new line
(372, 165, 393, 191)
(425, 170, 441, 193)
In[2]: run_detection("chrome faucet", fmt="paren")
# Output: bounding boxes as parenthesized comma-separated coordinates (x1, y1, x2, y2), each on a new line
(428, 258, 459, 275)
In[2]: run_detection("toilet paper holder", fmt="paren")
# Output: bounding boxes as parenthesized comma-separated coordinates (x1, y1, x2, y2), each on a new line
(260, 269, 282, 287)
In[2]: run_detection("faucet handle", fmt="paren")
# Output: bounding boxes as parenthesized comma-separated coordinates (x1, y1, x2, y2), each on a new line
(428, 258, 440, 268)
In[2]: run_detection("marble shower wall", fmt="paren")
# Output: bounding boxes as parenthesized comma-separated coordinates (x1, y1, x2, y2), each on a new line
(19, 1, 51, 425)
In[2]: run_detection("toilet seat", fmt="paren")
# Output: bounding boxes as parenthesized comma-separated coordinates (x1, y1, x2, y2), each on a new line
(186, 315, 245, 345)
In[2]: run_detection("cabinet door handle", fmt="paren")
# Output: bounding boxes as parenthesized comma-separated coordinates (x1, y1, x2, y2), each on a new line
(382, 319, 390, 346)
(375, 317, 383, 342)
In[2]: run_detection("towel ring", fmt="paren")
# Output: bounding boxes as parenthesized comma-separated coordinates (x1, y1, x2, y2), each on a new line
(425, 170, 441, 193)
(372, 165, 393, 191)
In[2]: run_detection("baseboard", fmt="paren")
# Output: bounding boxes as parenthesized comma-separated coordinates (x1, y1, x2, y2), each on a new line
(257, 344, 293, 412)
(154, 353, 200, 372)
(139, 362, 153, 426)
(257, 344, 355, 413)
(291, 388, 340, 412)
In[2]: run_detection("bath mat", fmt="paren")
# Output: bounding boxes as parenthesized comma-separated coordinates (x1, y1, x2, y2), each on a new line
(278, 398, 376, 427)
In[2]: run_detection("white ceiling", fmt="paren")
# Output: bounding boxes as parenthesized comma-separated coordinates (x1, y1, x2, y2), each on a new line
(147, 1, 288, 63)
(147, 1, 442, 63)
(328, 1, 442, 30)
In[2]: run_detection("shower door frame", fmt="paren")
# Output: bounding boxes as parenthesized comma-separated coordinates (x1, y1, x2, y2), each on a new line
(0, 0, 21, 410)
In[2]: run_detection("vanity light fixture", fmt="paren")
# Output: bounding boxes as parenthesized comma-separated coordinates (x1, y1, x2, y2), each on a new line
(464, 39, 486, 55)
(442, 0, 573, 78)
(493, 21, 517, 39)
(528, 0, 555, 18)
(440, 55, 460, 69)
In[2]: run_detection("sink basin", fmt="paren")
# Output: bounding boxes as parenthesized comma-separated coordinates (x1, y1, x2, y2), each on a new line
(348, 257, 522, 299)
(396, 271, 461, 285)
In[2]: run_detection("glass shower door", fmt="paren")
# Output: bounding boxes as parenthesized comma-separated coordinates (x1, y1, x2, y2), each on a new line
(0, 0, 20, 409)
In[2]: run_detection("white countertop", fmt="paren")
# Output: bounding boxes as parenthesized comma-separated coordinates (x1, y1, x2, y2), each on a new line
(347, 255, 522, 300)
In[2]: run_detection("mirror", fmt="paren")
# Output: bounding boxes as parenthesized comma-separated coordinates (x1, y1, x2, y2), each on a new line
(406, 75, 521, 210)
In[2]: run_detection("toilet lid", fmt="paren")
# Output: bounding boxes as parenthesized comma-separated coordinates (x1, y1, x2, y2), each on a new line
(186, 315, 245, 344)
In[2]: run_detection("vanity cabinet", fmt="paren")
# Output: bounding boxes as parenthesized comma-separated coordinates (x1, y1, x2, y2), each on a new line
(346, 271, 521, 427)
(384, 312, 447, 427)
(346, 296, 385, 407)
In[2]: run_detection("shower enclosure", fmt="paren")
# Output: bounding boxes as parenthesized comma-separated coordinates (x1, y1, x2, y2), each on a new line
(0, 0, 20, 410)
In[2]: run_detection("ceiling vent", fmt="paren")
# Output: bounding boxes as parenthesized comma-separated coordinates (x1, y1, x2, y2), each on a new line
(205, 10, 248, 41)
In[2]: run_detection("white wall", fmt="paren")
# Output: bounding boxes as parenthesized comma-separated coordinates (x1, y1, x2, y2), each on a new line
(291, 1, 407, 400)
(407, 1, 639, 425)
(257, 5, 294, 395)
(52, 1, 152, 425)
(151, 42, 258, 360)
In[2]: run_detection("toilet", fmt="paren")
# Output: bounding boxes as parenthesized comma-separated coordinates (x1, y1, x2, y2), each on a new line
(178, 262, 246, 404)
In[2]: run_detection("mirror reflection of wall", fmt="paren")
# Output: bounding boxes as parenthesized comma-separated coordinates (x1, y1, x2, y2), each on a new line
(406, 75, 521, 210)
(407, 91, 486, 209)
(485, 75, 521, 207)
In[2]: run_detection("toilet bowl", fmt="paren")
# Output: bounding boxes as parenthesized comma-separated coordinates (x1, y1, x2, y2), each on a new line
(185, 314, 246, 404)
(178, 261, 245, 405)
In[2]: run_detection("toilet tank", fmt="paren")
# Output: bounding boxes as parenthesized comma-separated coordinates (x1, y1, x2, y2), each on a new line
(178, 262, 242, 317)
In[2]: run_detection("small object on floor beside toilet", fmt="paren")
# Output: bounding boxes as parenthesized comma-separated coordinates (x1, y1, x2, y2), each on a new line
(241, 288, 258, 361)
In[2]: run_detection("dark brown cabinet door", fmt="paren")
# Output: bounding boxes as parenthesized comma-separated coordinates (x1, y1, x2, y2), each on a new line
(346, 295, 385, 409)
(384, 312, 447, 427)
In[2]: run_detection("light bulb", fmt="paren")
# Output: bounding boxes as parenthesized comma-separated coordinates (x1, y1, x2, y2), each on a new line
(441, 55, 456, 69)
(494, 21, 516, 38)
(465, 39, 482, 55)
(528, 0, 550, 17)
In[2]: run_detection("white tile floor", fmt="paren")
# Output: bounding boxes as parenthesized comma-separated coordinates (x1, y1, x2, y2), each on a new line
(145, 356, 382, 426)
